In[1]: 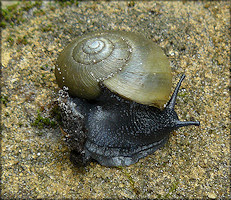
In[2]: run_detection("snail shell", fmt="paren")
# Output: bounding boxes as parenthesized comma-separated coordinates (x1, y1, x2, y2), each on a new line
(55, 31, 172, 108)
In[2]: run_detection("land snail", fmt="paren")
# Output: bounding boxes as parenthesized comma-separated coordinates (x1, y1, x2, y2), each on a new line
(55, 30, 200, 167)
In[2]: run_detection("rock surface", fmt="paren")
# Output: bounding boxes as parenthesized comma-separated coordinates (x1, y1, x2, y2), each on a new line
(1, 1, 230, 199)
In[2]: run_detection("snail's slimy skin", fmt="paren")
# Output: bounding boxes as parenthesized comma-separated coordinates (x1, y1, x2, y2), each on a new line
(58, 75, 200, 167)
(55, 31, 200, 167)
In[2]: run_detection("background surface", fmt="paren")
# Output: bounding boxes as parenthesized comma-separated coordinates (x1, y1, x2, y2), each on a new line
(1, 1, 230, 198)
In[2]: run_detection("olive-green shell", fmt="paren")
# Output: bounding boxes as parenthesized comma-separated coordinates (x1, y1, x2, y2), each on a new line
(55, 31, 172, 108)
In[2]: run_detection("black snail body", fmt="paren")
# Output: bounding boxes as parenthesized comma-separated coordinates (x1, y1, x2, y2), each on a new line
(55, 31, 200, 167)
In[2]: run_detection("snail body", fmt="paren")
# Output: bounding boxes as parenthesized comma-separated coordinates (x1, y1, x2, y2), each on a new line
(56, 31, 200, 167)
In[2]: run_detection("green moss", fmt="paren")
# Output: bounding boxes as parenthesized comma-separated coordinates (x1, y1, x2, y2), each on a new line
(0, 21, 7, 28)
(1, 2, 22, 27)
(31, 101, 62, 130)
(0, 0, 42, 28)
(31, 110, 57, 129)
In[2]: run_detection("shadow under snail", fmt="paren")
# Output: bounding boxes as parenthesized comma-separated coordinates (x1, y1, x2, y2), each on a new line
(55, 30, 200, 167)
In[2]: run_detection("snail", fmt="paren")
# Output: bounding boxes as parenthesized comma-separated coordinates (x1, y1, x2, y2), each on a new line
(55, 31, 200, 167)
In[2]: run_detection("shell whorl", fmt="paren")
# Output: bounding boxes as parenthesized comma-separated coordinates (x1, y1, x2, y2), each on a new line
(73, 35, 131, 66)
(73, 33, 133, 82)
(55, 31, 172, 108)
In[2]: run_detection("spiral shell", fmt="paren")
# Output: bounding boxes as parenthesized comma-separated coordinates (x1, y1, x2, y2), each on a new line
(55, 31, 172, 108)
